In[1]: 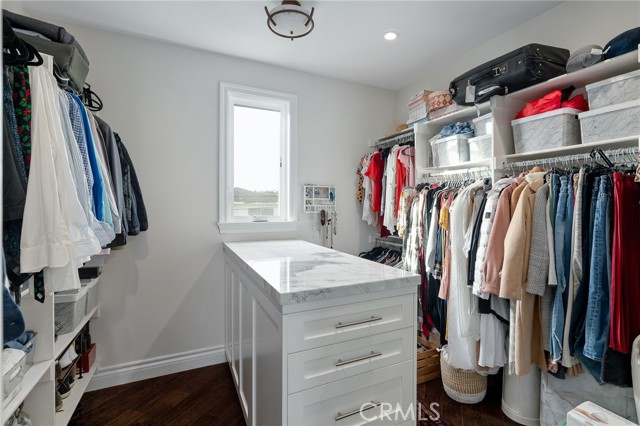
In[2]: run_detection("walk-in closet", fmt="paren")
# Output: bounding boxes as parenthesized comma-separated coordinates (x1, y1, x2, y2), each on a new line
(2, 2, 639, 426)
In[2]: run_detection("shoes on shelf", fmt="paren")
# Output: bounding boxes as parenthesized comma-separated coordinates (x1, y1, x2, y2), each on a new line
(59, 363, 76, 388)
(55, 390, 64, 412)
(59, 342, 79, 369)
(84, 324, 92, 347)
(58, 377, 72, 399)
(15, 406, 32, 426)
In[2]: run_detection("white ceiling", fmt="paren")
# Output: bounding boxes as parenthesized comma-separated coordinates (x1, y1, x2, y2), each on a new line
(16, 1, 562, 90)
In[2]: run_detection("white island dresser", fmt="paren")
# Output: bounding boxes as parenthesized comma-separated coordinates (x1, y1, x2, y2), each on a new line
(223, 240, 420, 426)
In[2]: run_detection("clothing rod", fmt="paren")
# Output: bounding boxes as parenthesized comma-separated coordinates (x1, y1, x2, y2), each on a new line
(501, 146, 639, 170)
(371, 130, 415, 149)
(374, 238, 403, 249)
(420, 166, 492, 182)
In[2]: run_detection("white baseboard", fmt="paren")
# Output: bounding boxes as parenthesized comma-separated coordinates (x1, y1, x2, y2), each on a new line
(87, 345, 226, 391)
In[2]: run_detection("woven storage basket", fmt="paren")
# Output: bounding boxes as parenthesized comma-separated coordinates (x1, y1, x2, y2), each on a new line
(417, 336, 440, 385)
(440, 353, 487, 404)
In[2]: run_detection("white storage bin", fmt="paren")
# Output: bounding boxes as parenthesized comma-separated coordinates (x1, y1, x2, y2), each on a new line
(19, 331, 37, 368)
(468, 134, 492, 161)
(54, 286, 88, 335)
(586, 69, 640, 110)
(2, 348, 26, 404)
(579, 100, 640, 144)
(511, 108, 581, 154)
(432, 135, 470, 166)
(472, 113, 493, 136)
(82, 278, 99, 316)
(83, 254, 108, 268)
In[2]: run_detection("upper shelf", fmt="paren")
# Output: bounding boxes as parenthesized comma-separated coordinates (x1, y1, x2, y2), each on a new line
(415, 102, 490, 132)
(500, 136, 640, 164)
(370, 127, 414, 148)
(414, 49, 639, 136)
(417, 158, 493, 176)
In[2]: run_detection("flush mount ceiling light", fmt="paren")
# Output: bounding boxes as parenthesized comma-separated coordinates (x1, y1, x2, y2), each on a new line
(384, 31, 398, 41)
(265, 0, 315, 41)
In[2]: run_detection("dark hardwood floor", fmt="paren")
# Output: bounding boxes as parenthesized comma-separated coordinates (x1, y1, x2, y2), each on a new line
(77, 364, 517, 425)
(77, 364, 245, 426)
(417, 372, 519, 426)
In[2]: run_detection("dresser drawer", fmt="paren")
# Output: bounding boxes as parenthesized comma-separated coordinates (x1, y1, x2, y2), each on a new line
(288, 360, 414, 426)
(286, 294, 414, 353)
(288, 327, 414, 394)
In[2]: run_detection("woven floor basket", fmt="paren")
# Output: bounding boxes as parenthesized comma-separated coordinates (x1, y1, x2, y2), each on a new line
(440, 354, 487, 404)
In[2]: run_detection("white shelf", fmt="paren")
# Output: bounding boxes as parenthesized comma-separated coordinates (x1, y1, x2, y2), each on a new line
(54, 360, 99, 426)
(506, 50, 640, 102)
(418, 158, 493, 176)
(1, 360, 53, 423)
(420, 101, 491, 129)
(501, 136, 640, 164)
(54, 305, 98, 360)
(370, 127, 414, 149)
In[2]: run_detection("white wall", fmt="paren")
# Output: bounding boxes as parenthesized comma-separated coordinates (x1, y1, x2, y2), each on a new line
(4, 6, 397, 377)
(397, 1, 640, 122)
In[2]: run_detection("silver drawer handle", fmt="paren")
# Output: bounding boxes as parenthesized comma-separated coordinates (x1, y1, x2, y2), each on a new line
(335, 401, 380, 422)
(335, 316, 382, 329)
(336, 351, 382, 367)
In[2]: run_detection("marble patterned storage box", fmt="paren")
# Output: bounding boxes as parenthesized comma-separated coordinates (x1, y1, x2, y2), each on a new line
(579, 100, 640, 144)
(2, 349, 26, 404)
(540, 372, 638, 426)
(586, 69, 640, 110)
(54, 287, 88, 334)
(511, 108, 581, 154)
(82, 279, 99, 316)
(432, 135, 470, 166)
(472, 113, 493, 136)
(468, 134, 492, 161)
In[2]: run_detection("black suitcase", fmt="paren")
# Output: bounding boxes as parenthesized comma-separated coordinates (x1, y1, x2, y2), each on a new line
(449, 44, 570, 106)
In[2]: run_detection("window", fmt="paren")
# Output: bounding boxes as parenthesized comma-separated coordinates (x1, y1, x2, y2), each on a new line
(218, 82, 297, 233)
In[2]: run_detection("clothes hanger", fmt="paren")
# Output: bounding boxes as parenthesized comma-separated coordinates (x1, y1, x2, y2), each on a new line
(3, 18, 42, 66)
(82, 83, 104, 112)
(3, 18, 29, 65)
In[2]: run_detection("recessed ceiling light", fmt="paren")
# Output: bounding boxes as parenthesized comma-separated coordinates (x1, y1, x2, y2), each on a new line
(384, 31, 398, 41)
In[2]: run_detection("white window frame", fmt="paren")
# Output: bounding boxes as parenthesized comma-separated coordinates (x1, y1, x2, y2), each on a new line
(218, 82, 297, 234)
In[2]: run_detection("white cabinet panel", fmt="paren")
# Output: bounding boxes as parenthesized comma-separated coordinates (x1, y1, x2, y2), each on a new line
(288, 327, 414, 394)
(231, 269, 240, 387)
(224, 263, 232, 363)
(286, 295, 414, 353)
(288, 360, 414, 426)
(254, 299, 283, 426)
(239, 280, 253, 424)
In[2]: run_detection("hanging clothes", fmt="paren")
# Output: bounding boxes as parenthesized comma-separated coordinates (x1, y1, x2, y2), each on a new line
(3, 54, 148, 296)
(116, 133, 148, 235)
(610, 172, 640, 354)
(20, 64, 101, 291)
(358, 143, 414, 236)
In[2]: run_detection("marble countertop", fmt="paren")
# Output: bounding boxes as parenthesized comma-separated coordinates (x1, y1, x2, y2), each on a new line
(223, 240, 419, 306)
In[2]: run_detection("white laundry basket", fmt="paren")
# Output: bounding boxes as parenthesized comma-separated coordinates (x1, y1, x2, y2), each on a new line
(632, 335, 640, 422)
(502, 367, 541, 426)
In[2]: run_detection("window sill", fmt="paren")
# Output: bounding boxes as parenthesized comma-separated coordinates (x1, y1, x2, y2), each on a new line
(218, 221, 297, 234)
